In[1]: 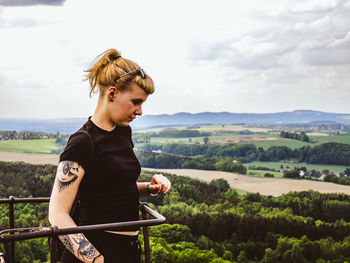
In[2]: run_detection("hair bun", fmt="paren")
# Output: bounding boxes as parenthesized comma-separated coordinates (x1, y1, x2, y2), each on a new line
(108, 53, 121, 62)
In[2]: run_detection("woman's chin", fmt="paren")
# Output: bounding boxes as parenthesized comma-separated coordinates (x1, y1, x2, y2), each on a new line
(116, 120, 131, 127)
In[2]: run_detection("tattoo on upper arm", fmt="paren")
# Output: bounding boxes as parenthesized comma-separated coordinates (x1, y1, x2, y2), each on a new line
(56, 161, 80, 191)
(71, 233, 99, 259)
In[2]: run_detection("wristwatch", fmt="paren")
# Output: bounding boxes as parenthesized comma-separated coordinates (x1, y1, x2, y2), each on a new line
(146, 183, 158, 196)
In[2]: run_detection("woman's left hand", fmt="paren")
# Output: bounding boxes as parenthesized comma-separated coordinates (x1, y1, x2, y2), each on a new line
(148, 174, 171, 195)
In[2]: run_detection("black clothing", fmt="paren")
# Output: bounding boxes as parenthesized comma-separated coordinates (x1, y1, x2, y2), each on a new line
(59, 117, 141, 262)
(60, 232, 141, 263)
(59, 116, 141, 230)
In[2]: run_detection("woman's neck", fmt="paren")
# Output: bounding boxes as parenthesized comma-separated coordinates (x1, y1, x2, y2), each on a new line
(91, 101, 116, 131)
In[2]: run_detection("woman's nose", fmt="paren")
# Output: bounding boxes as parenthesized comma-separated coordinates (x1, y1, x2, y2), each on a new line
(135, 105, 142, 116)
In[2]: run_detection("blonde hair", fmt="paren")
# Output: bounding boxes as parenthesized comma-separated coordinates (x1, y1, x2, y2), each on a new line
(85, 49, 154, 97)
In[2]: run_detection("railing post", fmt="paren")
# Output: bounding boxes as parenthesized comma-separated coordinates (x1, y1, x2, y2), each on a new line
(142, 207, 151, 263)
(8, 196, 15, 263)
(3, 241, 10, 263)
(50, 226, 59, 263)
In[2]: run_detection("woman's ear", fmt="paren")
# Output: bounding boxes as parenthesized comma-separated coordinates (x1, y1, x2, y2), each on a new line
(108, 86, 118, 102)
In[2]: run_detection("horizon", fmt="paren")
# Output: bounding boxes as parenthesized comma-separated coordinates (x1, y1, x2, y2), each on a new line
(0, 109, 350, 120)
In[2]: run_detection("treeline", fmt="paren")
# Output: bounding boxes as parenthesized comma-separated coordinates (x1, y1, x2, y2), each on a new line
(0, 130, 61, 140)
(152, 129, 211, 138)
(141, 142, 350, 166)
(131, 129, 210, 143)
(280, 130, 310, 142)
(0, 161, 56, 198)
(135, 151, 247, 174)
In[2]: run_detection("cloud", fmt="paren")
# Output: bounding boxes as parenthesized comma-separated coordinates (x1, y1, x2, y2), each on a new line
(0, 0, 349, 118)
(287, 0, 339, 13)
(0, 0, 65, 6)
(189, 0, 350, 70)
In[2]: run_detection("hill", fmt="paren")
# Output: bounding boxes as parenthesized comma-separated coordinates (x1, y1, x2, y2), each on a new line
(1, 110, 350, 133)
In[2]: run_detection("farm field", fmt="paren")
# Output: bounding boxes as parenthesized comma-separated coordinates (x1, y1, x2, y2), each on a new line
(143, 168, 350, 197)
(0, 151, 58, 164)
(136, 134, 279, 146)
(0, 139, 58, 154)
(247, 161, 349, 173)
(135, 125, 350, 150)
(309, 134, 350, 144)
(136, 134, 350, 150)
(135, 124, 271, 133)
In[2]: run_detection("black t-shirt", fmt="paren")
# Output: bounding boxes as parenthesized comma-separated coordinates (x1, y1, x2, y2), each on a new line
(59, 117, 140, 230)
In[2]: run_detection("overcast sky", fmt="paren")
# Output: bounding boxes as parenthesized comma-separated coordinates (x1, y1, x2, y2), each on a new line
(0, 0, 349, 118)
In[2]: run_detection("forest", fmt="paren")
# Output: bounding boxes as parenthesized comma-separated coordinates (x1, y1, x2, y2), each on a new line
(1, 161, 350, 262)
(140, 142, 350, 166)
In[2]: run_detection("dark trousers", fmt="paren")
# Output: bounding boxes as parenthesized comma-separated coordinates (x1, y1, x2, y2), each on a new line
(60, 231, 141, 263)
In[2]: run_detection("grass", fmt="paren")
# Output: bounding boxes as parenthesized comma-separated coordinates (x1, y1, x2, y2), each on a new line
(309, 134, 350, 145)
(238, 138, 310, 150)
(246, 161, 349, 173)
(0, 139, 58, 154)
(247, 169, 284, 178)
(232, 188, 248, 196)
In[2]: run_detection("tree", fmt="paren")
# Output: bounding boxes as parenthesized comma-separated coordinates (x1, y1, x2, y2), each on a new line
(344, 168, 350, 176)
(209, 178, 230, 193)
(283, 170, 300, 179)
(203, 137, 209, 145)
(237, 250, 248, 262)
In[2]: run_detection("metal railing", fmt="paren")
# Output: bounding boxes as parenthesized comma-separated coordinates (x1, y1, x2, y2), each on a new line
(0, 196, 165, 263)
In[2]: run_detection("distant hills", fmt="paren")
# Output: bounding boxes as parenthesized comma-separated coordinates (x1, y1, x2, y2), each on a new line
(0, 110, 349, 134)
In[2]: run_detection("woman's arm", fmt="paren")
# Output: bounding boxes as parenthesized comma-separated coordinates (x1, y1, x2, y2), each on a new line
(49, 161, 104, 263)
(138, 174, 171, 198)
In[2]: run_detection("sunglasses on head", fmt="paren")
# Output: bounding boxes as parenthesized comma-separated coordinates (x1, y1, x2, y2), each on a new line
(114, 68, 146, 83)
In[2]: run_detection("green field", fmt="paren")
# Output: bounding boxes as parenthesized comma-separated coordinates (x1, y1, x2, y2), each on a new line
(309, 134, 350, 144)
(0, 139, 58, 154)
(232, 188, 248, 196)
(136, 131, 350, 150)
(246, 161, 349, 173)
(247, 169, 284, 178)
(238, 138, 310, 150)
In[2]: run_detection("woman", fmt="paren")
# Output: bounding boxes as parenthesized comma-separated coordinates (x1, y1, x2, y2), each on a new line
(49, 49, 171, 263)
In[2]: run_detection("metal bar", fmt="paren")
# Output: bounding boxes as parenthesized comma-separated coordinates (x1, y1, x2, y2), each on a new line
(1, 217, 164, 242)
(0, 197, 50, 204)
(8, 196, 14, 263)
(0, 204, 165, 242)
(142, 207, 151, 263)
(50, 226, 58, 263)
(4, 241, 10, 263)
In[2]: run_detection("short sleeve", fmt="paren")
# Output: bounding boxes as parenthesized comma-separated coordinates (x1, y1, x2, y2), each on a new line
(59, 131, 92, 171)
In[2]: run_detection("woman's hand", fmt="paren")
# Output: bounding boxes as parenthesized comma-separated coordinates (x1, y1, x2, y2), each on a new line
(93, 254, 104, 263)
(148, 174, 171, 195)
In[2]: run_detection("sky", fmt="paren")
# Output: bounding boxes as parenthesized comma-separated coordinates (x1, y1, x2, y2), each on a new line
(0, 0, 349, 118)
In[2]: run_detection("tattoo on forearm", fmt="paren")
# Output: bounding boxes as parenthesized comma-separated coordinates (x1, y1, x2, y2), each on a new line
(56, 161, 79, 191)
(72, 233, 99, 260)
(59, 235, 74, 254)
